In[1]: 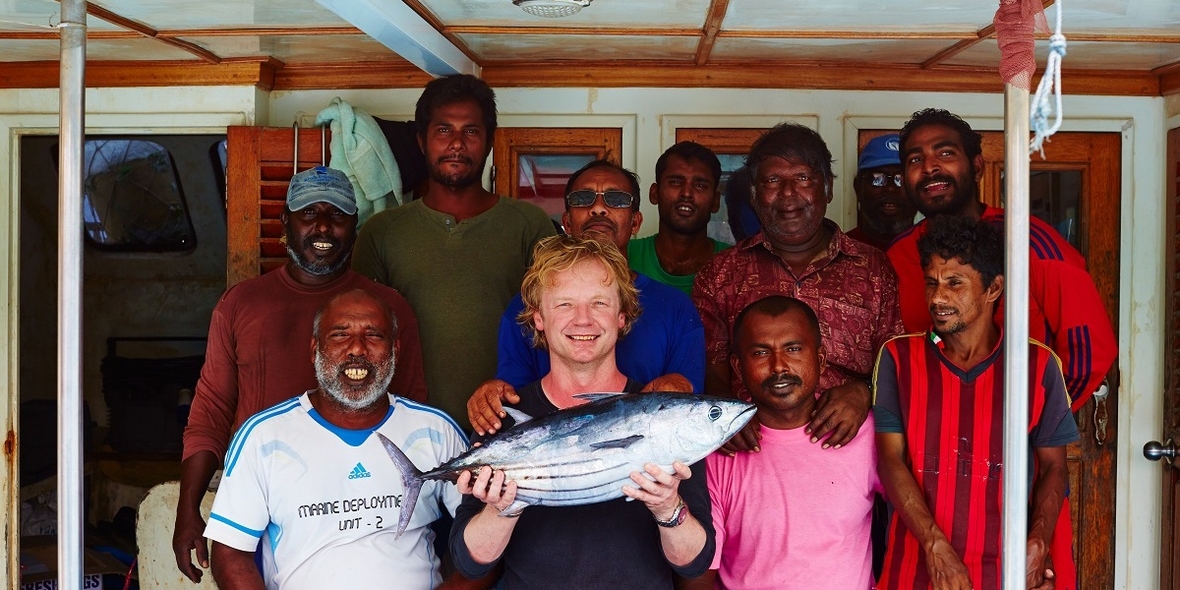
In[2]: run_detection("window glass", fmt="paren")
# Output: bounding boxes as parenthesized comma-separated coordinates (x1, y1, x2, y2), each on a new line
(76, 139, 197, 251)
(517, 153, 597, 217)
(1000, 169, 1083, 249)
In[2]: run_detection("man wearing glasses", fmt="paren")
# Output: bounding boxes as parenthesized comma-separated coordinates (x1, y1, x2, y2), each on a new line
(846, 134, 916, 252)
(466, 160, 705, 436)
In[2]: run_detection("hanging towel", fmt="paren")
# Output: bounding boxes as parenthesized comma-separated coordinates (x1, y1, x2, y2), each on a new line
(314, 97, 402, 225)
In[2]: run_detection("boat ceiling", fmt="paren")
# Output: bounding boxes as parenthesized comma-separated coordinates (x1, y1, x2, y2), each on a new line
(0, 0, 1176, 94)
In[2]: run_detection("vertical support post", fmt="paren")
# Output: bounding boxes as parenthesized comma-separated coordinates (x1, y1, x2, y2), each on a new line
(1001, 84, 1031, 589)
(57, 1, 86, 588)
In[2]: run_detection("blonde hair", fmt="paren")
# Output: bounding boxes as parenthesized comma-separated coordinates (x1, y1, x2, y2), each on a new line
(518, 235, 641, 350)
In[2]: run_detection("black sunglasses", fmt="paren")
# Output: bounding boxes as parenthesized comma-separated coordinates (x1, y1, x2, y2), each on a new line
(565, 189, 635, 209)
(867, 172, 903, 188)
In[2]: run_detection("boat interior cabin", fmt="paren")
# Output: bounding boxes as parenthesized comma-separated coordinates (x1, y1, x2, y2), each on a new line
(0, 0, 1178, 588)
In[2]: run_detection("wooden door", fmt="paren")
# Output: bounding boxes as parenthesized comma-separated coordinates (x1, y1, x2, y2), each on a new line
(979, 131, 1122, 588)
(1162, 126, 1180, 590)
(224, 126, 329, 287)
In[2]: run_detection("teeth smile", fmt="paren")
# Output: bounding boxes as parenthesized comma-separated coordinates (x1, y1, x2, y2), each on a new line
(343, 367, 369, 380)
(313, 241, 332, 251)
(569, 335, 597, 341)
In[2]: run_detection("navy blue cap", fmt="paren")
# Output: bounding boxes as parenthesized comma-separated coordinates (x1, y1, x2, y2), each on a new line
(858, 134, 901, 171)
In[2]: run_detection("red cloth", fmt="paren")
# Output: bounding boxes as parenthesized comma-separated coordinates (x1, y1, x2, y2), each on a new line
(993, 0, 1049, 89)
(182, 268, 428, 462)
(875, 333, 1078, 590)
(886, 207, 1117, 409)
(693, 221, 904, 398)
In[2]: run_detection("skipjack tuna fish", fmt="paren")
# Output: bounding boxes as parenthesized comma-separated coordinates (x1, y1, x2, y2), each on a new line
(379, 392, 755, 538)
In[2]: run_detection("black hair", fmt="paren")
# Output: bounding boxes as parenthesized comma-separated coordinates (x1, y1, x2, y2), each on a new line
(563, 159, 642, 211)
(414, 74, 497, 139)
(745, 123, 835, 199)
(917, 215, 1004, 288)
(655, 141, 722, 187)
(899, 108, 983, 162)
(732, 295, 821, 346)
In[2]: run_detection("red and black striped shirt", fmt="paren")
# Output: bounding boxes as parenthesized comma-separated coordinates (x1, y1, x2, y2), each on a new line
(873, 331, 1078, 590)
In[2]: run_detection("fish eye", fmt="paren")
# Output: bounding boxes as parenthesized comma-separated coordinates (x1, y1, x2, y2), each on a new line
(708, 405, 722, 421)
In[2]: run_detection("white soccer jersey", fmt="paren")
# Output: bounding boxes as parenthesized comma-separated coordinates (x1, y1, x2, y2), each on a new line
(204, 393, 467, 590)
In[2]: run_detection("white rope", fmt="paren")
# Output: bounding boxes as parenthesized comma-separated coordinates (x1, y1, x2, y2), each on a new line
(1030, 0, 1066, 157)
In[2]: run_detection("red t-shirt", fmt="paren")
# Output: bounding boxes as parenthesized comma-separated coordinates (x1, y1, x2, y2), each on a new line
(874, 332, 1079, 590)
(182, 268, 428, 462)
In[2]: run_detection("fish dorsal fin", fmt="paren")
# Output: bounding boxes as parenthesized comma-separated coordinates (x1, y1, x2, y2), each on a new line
(589, 434, 644, 450)
(503, 406, 534, 426)
(573, 392, 626, 403)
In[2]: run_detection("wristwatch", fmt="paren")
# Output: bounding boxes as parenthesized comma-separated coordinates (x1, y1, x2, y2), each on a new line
(654, 498, 688, 528)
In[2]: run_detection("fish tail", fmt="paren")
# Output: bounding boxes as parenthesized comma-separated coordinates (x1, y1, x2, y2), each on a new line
(376, 433, 425, 540)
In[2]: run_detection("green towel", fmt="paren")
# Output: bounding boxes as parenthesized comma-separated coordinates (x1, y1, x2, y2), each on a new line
(315, 97, 403, 225)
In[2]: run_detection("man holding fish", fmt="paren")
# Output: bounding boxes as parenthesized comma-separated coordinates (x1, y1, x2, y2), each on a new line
(450, 235, 719, 589)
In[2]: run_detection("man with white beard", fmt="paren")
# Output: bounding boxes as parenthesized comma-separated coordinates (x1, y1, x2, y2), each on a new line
(203, 290, 470, 590)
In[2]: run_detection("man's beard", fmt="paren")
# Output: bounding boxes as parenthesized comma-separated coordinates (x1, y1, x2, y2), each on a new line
(314, 349, 395, 411)
(859, 211, 914, 238)
(286, 228, 350, 277)
(430, 154, 485, 190)
(907, 169, 978, 218)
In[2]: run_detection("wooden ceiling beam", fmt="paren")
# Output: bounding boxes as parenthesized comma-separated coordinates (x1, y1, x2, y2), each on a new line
(0, 56, 1166, 97)
(1156, 60, 1180, 96)
(273, 61, 432, 90)
(445, 25, 699, 37)
(694, 0, 730, 65)
(155, 26, 362, 38)
(0, 58, 279, 89)
(0, 30, 139, 40)
(478, 61, 1159, 96)
(83, 1, 221, 64)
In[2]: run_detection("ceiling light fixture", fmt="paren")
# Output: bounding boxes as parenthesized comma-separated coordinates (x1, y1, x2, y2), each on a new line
(513, 0, 592, 18)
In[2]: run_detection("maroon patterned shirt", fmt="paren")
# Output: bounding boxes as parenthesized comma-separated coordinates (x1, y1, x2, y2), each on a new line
(693, 220, 904, 398)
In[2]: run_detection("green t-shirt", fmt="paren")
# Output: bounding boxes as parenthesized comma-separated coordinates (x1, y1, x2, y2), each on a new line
(627, 235, 730, 296)
(352, 197, 557, 430)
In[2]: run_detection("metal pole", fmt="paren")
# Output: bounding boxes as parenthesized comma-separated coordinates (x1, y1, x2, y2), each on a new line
(1001, 84, 1031, 589)
(57, 1, 86, 589)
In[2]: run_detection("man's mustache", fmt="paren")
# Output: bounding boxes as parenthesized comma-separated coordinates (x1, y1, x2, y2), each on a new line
(762, 372, 803, 389)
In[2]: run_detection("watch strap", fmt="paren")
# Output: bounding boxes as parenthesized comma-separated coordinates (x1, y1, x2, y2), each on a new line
(654, 498, 688, 528)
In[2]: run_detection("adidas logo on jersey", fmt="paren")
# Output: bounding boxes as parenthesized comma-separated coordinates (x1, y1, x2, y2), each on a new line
(348, 462, 371, 480)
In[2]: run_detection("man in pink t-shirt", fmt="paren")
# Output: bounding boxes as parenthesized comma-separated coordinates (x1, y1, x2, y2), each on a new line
(687, 296, 880, 590)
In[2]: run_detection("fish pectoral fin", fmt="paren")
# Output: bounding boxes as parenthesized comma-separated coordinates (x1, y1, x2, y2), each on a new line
(498, 500, 530, 518)
(589, 434, 645, 450)
(502, 407, 534, 426)
(572, 392, 626, 403)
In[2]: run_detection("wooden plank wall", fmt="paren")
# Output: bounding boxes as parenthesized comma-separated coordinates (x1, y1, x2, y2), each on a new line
(225, 126, 330, 287)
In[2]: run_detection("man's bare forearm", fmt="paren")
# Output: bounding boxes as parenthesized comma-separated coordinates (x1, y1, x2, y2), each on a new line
(211, 542, 265, 590)
(1029, 446, 1069, 547)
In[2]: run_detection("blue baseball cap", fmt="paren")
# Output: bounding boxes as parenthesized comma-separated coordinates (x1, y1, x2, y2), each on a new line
(286, 166, 357, 215)
(858, 134, 902, 171)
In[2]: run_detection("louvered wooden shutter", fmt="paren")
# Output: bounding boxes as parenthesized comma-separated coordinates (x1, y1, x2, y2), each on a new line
(225, 126, 330, 287)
